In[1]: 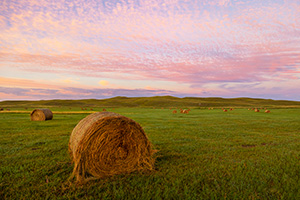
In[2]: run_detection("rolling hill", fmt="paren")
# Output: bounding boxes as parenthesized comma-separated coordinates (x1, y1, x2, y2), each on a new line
(0, 96, 300, 109)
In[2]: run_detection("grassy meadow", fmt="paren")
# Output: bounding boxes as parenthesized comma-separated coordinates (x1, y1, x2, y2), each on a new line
(1, 97, 300, 199)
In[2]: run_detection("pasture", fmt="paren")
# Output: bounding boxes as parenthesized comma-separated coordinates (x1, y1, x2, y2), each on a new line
(1, 97, 300, 199)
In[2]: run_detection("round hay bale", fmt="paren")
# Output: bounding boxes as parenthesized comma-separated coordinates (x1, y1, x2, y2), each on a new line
(69, 112, 155, 182)
(30, 109, 53, 121)
(182, 109, 189, 114)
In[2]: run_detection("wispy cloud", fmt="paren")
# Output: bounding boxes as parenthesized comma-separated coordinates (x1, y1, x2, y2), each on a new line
(99, 80, 109, 86)
(0, 86, 187, 100)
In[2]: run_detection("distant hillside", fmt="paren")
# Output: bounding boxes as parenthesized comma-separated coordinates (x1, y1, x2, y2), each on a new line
(0, 96, 300, 108)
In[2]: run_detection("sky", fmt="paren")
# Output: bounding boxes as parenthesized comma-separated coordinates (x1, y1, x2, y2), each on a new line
(0, 0, 300, 101)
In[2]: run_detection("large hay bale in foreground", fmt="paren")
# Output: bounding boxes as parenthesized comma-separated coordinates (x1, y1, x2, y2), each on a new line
(30, 109, 53, 121)
(69, 112, 155, 182)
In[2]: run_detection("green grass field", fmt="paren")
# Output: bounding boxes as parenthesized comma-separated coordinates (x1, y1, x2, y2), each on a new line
(1, 97, 300, 199)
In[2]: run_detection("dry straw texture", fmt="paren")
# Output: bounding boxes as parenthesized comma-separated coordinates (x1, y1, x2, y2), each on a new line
(30, 109, 53, 121)
(69, 112, 155, 183)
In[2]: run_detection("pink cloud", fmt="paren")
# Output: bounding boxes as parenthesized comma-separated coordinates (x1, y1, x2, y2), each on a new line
(0, 76, 61, 89)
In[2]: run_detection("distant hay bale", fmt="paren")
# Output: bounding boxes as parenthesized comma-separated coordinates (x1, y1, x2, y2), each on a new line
(182, 109, 189, 114)
(30, 109, 53, 121)
(69, 112, 155, 183)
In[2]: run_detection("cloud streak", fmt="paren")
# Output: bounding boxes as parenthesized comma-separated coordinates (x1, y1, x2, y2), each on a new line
(0, 86, 184, 100)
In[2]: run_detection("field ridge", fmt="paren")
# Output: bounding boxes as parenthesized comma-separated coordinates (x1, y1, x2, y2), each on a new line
(1, 96, 300, 108)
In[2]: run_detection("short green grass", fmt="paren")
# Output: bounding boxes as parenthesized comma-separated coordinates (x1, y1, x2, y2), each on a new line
(1, 107, 300, 199)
